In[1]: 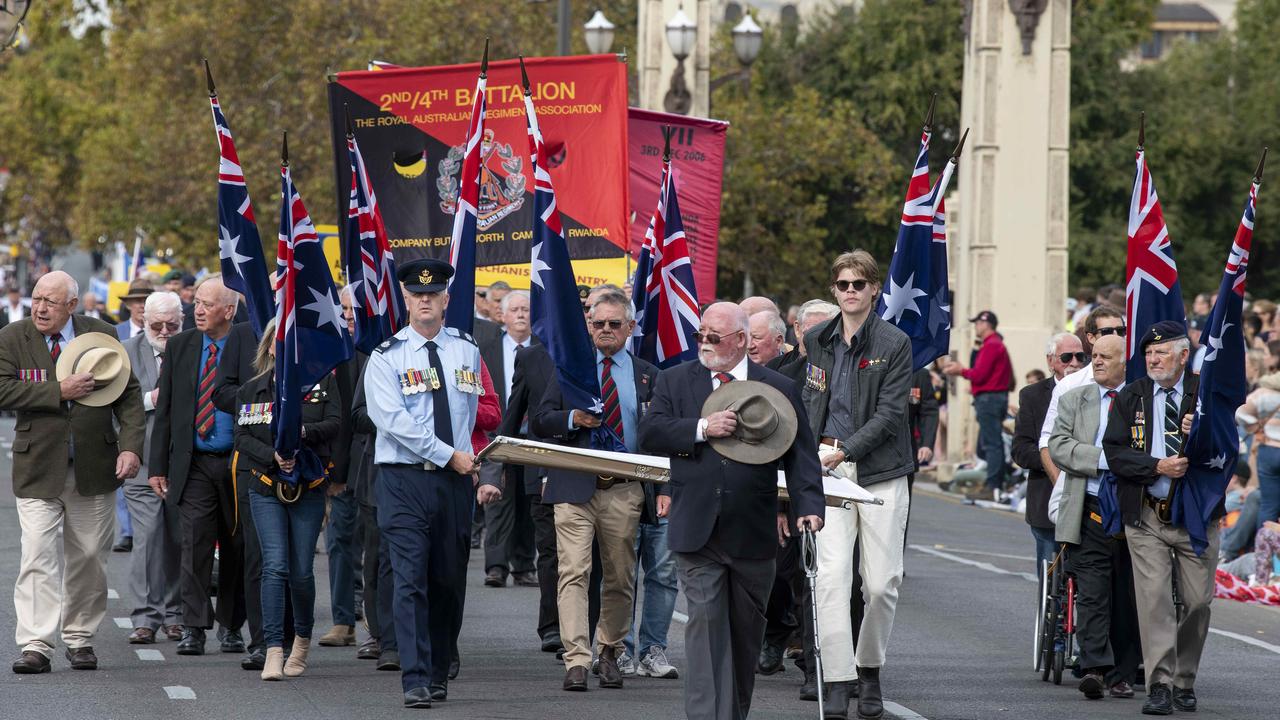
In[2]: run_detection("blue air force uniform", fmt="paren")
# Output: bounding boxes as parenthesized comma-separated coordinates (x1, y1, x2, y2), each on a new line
(363, 259, 482, 697)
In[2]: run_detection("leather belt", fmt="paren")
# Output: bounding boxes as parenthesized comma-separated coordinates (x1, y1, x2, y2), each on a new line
(596, 475, 634, 491)
(1143, 492, 1173, 524)
(381, 461, 440, 472)
(819, 437, 841, 449)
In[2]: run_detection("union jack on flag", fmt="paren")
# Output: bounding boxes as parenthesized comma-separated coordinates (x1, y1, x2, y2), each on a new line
(208, 69, 275, 340)
(344, 124, 408, 354)
(273, 146, 353, 484)
(631, 136, 700, 369)
(443, 45, 488, 336)
(1124, 145, 1186, 381)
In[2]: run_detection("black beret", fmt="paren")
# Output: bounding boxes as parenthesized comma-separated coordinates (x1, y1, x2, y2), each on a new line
(397, 258, 454, 293)
(1139, 320, 1188, 351)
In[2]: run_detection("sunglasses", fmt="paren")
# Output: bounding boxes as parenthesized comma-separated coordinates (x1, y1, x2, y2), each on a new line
(1058, 351, 1087, 364)
(590, 319, 624, 330)
(149, 321, 181, 333)
(1096, 326, 1127, 337)
(833, 279, 869, 293)
(693, 329, 745, 345)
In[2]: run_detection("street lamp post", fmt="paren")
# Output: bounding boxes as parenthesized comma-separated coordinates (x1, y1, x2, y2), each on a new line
(528, 0, 573, 55)
(663, 7, 697, 114)
(583, 10, 615, 54)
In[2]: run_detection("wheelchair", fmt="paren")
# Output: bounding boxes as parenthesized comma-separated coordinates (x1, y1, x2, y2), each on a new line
(1034, 544, 1079, 685)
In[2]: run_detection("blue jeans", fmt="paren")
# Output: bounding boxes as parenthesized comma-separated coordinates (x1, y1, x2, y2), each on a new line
(623, 519, 679, 658)
(249, 489, 326, 648)
(115, 488, 132, 541)
(974, 392, 1008, 491)
(1257, 445, 1280, 532)
(1030, 525, 1056, 570)
(325, 490, 363, 626)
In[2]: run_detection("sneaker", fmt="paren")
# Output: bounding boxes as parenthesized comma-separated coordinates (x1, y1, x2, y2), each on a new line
(637, 646, 679, 679)
(617, 651, 636, 677)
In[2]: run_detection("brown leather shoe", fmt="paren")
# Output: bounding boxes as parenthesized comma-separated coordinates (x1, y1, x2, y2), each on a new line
(65, 647, 97, 670)
(563, 665, 588, 691)
(12, 651, 51, 674)
(128, 627, 156, 644)
(1110, 681, 1136, 699)
(163, 625, 183, 642)
(598, 646, 623, 688)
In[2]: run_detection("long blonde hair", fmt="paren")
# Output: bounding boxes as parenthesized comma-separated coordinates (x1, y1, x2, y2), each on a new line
(253, 320, 276, 378)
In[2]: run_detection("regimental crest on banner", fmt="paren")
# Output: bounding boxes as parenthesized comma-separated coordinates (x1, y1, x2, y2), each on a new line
(437, 129, 525, 227)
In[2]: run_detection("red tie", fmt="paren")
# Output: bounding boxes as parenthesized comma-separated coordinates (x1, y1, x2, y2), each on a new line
(600, 356, 624, 442)
(195, 343, 219, 439)
(715, 372, 733, 385)
(1105, 390, 1117, 400)
(49, 334, 62, 362)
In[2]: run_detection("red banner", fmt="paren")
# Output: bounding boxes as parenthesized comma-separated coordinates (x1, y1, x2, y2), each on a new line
(627, 108, 727, 303)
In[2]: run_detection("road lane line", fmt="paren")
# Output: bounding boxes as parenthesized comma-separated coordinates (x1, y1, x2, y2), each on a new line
(114, 617, 131, 629)
(929, 544, 1034, 562)
(107, 588, 119, 599)
(1208, 628, 1280, 655)
(136, 649, 164, 661)
(883, 700, 931, 719)
(908, 544, 1038, 583)
(164, 686, 196, 700)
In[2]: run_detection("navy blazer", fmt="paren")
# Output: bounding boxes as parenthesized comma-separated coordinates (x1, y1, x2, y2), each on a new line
(639, 359, 825, 559)
(530, 351, 659, 507)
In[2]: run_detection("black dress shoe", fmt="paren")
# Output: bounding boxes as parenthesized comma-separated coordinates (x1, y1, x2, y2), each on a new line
(1079, 671, 1106, 700)
(12, 651, 51, 674)
(240, 648, 265, 671)
(856, 666, 883, 719)
(176, 628, 206, 656)
(563, 665, 588, 691)
(824, 681, 851, 719)
(403, 687, 432, 709)
(484, 567, 507, 587)
(220, 629, 245, 654)
(65, 647, 97, 670)
(356, 638, 381, 660)
(448, 654, 460, 680)
(1143, 683, 1174, 715)
(112, 537, 133, 552)
(597, 646, 623, 688)
(541, 636, 564, 653)
(800, 667, 818, 701)
(429, 682, 447, 701)
(757, 642, 785, 675)
(513, 570, 539, 587)
(377, 650, 401, 671)
(1172, 686, 1197, 712)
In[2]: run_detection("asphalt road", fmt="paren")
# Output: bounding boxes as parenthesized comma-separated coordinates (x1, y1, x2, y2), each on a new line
(0, 415, 1276, 719)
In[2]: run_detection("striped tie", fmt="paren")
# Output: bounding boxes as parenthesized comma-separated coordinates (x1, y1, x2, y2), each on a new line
(195, 343, 219, 439)
(1164, 388, 1182, 457)
(600, 356, 624, 443)
(49, 334, 62, 362)
(715, 372, 733, 385)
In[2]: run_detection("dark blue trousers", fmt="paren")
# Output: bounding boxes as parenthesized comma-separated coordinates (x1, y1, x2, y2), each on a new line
(376, 465, 470, 692)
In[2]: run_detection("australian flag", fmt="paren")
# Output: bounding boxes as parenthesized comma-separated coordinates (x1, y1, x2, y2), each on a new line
(1124, 146, 1186, 382)
(1177, 172, 1257, 555)
(877, 126, 955, 371)
(344, 125, 408, 354)
(210, 91, 275, 340)
(631, 143, 700, 369)
(273, 154, 354, 484)
(522, 67, 623, 453)
(443, 49, 487, 335)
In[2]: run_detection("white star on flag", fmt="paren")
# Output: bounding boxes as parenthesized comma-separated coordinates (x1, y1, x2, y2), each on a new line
(1202, 321, 1234, 363)
(302, 286, 345, 335)
(219, 225, 252, 274)
(1207, 453, 1227, 470)
(880, 273, 929, 324)
(530, 241, 551, 289)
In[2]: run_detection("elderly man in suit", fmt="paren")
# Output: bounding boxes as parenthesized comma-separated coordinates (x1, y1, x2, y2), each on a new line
(121, 291, 185, 645)
(0, 270, 144, 673)
(1048, 334, 1141, 701)
(115, 279, 153, 341)
(640, 301, 825, 720)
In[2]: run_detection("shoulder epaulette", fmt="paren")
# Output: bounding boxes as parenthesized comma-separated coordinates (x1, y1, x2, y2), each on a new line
(374, 337, 402, 354)
(444, 327, 478, 346)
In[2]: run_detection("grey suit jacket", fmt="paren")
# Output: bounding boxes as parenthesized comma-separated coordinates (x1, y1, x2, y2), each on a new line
(124, 333, 161, 467)
(1048, 383, 1107, 545)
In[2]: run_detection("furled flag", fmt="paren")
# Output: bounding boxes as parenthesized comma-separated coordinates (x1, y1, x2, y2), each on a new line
(1177, 150, 1264, 556)
(877, 101, 963, 371)
(443, 40, 488, 336)
(343, 112, 408, 354)
(273, 133, 354, 484)
(1124, 118, 1186, 382)
(129, 236, 144, 281)
(522, 58, 623, 453)
(206, 60, 275, 340)
(630, 127, 700, 369)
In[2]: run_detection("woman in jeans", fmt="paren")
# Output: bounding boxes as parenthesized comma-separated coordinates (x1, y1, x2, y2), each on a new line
(234, 322, 341, 680)
(1238, 372, 1280, 533)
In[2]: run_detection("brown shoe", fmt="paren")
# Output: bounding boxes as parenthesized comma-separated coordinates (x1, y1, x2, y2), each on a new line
(1111, 681, 1136, 699)
(65, 647, 97, 670)
(317, 624, 355, 647)
(128, 627, 156, 644)
(597, 646, 623, 689)
(563, 665, 588, 691)
(163, 625, 183, 642)
(512, 570, 539, 587)
(11, 651, 50, 674)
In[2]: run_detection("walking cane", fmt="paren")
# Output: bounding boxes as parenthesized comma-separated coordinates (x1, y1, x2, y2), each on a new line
(801, 523, 824, 719)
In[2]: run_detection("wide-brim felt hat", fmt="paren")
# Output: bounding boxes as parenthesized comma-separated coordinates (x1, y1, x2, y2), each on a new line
(55, 332, 133, 407)
(119, 279, 155, 301)
(702, 380, 798, 465)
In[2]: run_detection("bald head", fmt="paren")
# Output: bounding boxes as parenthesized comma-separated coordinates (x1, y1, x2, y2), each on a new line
(31, 271, 79, 335)
(1091, 334, 1125, 389)
(194, 274, 237, 339)
(739, 296, 779, 318)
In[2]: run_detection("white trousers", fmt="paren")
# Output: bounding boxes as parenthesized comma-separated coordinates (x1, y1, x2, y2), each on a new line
(13, 469, 115, 657)
(814, 471, 909, 680)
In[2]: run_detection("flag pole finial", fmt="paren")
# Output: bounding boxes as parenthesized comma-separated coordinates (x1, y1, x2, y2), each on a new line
(480, 37, 490, 77)
(661, 126, 673, 163)
(1137, 111, 1146, 151)
(519, 54, 531, 94)
(344, 103, 354, 138)
(923, 93, 937, 132)
(281, 131, 289, 166)
(951, 128, 969, 160)
(1255, 146, 1268, 184)
(203, 58, 216, 96)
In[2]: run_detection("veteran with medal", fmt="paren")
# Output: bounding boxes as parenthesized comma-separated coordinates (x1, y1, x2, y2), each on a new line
(362, 258, 483, 710)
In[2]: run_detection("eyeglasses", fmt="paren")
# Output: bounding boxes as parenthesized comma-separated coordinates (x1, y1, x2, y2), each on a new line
(149, 321, 181, 333)
(833, 279, 869, 293)
(1096, 326, 1127, 337)
(590, 319, 624, 330)
(693, 329, 745, 345)
(1058, 352, 1087, 364)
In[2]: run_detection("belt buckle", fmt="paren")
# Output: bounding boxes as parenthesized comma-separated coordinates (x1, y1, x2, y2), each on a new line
(422, 461, 437, 472)
(597, 475, 615, 491)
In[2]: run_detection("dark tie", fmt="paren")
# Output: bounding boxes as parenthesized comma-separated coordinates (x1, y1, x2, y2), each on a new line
(600, 356, 624, 442)
(1164, 388, 1182, 457)
(425, 340, 454, 447)
(195, 343, 219, 439)
(714, 372, 733, 385)
(1105, 389, 1117, 400)
(49, 333, 62, 362)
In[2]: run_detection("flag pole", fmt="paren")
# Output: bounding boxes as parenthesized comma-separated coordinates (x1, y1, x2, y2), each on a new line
(951, 128, 969, 160)
(1254, 146, 1268, 184)
(281, 131, 289, 166)
(203, 58, 216, 97)
(1137, 111, 1145, 151)
(923, 93, 937, 134)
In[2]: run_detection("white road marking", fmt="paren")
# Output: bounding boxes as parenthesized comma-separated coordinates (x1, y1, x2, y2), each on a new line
(884, 700, 931, 720)
(163, 686, 196, 700)
(672, 611, 689, 624)
(107, 588, 119, 599)
(136, 649, 164, 661)
(114, 617, 131, 629)
(1208, 628, 1280, 656)
(930, 544, 1034, 562)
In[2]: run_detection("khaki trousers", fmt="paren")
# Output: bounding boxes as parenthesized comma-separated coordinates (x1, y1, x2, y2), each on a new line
(13, 468, 115, 657)
(1125, 504, 1219, 690)
(554, 481, 644, 669)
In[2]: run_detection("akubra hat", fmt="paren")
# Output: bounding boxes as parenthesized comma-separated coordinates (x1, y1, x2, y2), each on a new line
(119, 278, 155, 302)
(55, 332, 133, 407)
(702, 380, 798, 465)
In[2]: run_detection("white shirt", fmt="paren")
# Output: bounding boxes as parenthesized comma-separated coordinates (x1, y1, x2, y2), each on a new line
(694, 354, 749, 442)
(1148, 375, 1186, 500)
(1039, 365, 1095, 451)
(7, 301, 25, 324)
